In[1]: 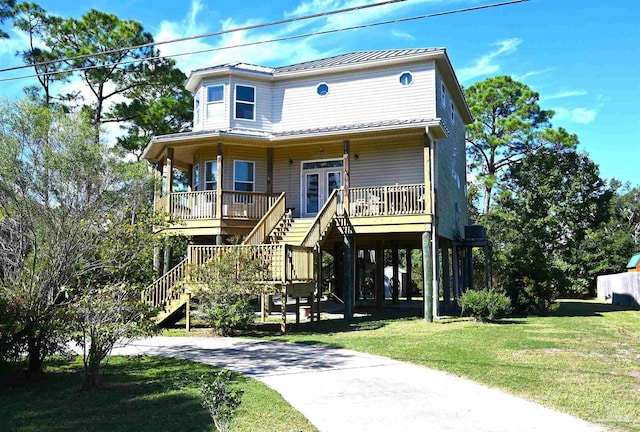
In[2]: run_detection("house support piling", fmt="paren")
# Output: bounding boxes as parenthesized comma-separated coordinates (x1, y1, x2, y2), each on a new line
(422, 231, 433, 322)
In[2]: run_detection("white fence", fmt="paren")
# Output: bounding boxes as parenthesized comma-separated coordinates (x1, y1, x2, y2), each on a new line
(596, 272, 640, 307)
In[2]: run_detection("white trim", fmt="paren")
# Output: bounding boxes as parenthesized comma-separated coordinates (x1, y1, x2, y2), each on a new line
(299, 158, 344, 216)
(234, 83, 256, 121)
(194, 90, 201, 125)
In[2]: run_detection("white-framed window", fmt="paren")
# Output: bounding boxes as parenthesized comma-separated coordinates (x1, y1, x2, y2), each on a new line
(234, 84, 256, 121)
(193, 163, 200, 191)
(194, 91, 201, 124)
(316, 82, 329, 96)
(204, 161, 217, 191)
(206, 84, 225, 120)
(450, 101, 455, 125)
(399, 71, 413, 86)
(233, 160, 255, 203)
(440, 80, 446, 106)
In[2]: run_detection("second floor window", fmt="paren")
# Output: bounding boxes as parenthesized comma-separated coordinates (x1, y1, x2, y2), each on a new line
(235, 85, 255, 121)
(205, 161, 217, 191)
(206, 85, 224, 120)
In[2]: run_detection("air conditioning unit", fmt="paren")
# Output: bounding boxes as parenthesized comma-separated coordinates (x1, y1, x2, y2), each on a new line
(464, 225, 486, 240)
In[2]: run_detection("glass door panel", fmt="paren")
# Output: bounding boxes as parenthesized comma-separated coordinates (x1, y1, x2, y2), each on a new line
(305, 173, 319, 215)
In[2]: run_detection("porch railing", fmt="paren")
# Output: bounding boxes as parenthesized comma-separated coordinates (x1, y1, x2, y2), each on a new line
(348, 184, 426, 217)
(221, 191, 276, 219)
(157, 190, 277, 221)
(143, 258, 188, 308)
(188, 244, 314, 283)
(169, 191, 217, 219)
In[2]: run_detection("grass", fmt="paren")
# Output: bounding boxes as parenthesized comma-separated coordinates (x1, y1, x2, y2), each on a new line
(255, 300, 640, 432)
(0, 355, 316, 432)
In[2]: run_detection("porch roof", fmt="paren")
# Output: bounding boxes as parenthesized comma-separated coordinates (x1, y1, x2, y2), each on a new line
(143, 118, 447, 162)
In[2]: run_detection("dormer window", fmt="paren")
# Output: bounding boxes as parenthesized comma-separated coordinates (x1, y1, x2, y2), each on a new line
(235, 84, 256, 121)
(206, 84, 224, 120)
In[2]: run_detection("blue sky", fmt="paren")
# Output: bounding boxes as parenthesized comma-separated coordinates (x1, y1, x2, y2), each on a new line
(0, 0, 638, 185)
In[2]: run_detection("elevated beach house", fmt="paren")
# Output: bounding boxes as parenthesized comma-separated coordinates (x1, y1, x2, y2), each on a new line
(142, 48, 485, 329)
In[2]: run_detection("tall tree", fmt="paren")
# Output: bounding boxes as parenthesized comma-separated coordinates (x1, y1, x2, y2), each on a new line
(13, 3, 69, 105)
(106, 60, 193, 160)
(0, 0, 15, 39)
(489, 147, 610, 312)
(0, 99, 159, 374)
(465, 76, 576, 213)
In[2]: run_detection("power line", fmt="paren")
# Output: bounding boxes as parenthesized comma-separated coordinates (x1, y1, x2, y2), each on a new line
(0, 0, 529, 83)
(0, 0, 411, 74)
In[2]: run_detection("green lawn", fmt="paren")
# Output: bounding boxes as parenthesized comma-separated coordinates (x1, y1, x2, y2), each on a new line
(259, 300, 640, 432)
(0, 356, 316, 432)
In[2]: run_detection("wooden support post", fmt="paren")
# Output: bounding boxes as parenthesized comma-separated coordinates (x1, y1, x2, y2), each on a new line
(153, 246, 161, 273)
(488, 246, 494, 289)
(392, 242, 399, 304)
(315, 246, 322, 323)
(185, 294, 191, 332)
(165, 148, 174, 212)
(216, 234, 224, 245)
(216, 142, 224, 218)
(261, 293, 267, 322)
(281, 286, 287, 333)
(343, 140, 350, 213)
(375, 241, 384, 312)
(467, 248, 474, 291)
(343, 234, 354, 320)
(309, 288, 315, 326)
(485, 245, 491, 289)
(295, 297, 300, 330)
(442, 241, 451, 315)
(187, 164, 193, 192)
(163, 243, 171, 275)
(452, 245, 460, 302)
(154, 162, 163, 211)
(423, 134, 432, 217)
(406, 248, 413, 301)
(267, 148, 274, 196)
(422, 231, 433, 322)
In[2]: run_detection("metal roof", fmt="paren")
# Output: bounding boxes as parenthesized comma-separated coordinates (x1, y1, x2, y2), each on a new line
(627, 253, 640, 269)
(274, 48, 444, 74)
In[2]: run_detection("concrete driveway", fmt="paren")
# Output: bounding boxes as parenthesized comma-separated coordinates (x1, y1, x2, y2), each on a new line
(112, 336, 603, 432)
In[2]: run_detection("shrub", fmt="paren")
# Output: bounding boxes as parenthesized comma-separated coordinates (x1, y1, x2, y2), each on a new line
(459, 289, 513, 322)
(200, 370, 244, 432)
(209, 298, 255, 337)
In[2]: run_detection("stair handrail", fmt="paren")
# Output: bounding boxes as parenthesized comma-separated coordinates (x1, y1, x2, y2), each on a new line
(243, 192, 286, 245)
(142, 258, 189, 308)
(300, 188, 342, 248)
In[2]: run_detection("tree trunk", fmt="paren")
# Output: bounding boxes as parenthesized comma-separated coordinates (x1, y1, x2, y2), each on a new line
(483, 183, 493, 215)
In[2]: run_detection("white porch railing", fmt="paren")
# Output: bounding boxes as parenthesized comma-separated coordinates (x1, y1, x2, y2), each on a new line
(349, 184, 426, 217)
(221, 191, 277, 219)
(168, 191, 217, 219)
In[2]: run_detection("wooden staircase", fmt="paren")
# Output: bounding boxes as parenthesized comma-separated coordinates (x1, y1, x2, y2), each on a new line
(143, 189, 344, 328)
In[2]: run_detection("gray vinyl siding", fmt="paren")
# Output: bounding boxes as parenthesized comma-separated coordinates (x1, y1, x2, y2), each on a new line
(197, 79, 231, 132)
(272, 62, 436, 133)
(230, 80, 273, 132)
(435, 68, 468, 241)
(350, 137, 423, 187)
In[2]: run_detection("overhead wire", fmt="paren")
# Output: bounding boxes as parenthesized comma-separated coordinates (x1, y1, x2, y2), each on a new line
(0, 0, 412, 74)
(0, 0, 529, 83)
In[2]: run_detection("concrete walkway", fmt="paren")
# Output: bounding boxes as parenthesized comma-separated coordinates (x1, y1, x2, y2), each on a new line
(112, 337, 603, 432)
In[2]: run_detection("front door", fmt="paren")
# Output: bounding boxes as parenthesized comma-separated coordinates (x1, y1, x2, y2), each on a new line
(301, 160, 343, 217)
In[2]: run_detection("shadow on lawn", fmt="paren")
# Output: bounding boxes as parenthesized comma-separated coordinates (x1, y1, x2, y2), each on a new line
(0, 356, 212, 432)
(552, 300, 639, 317)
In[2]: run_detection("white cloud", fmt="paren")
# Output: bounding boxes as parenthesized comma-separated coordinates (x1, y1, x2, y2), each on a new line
(458, 38, 522, 83)
(391, 29, 415, 40)
(553, 107, 597, 124)
(542, 90, 588, 101)
(513, 67, 552, 81)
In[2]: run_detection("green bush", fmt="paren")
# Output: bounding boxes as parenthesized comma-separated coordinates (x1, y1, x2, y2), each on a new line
(200, 370, 244, 432)
(210, 298, 255, 337)
(459, 289, 513, 322)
